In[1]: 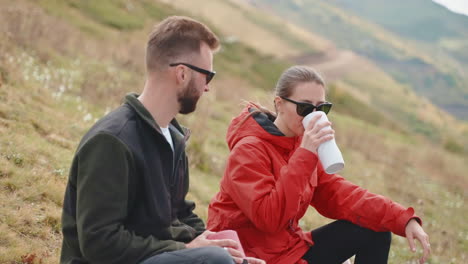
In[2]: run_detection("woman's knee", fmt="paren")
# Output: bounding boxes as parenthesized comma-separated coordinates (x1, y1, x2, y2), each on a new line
(376, 231, 392, 246)
(339, 220, 392, 245)
(356, 224, 392, 247)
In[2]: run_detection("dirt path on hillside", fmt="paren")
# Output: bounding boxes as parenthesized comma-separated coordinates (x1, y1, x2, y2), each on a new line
(289, 47, 364, 81)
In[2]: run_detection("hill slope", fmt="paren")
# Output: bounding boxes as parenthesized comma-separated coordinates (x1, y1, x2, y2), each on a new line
(169, 0, 468, 155)
(0, 0, 466, 263)
(253, 0, 468, 120)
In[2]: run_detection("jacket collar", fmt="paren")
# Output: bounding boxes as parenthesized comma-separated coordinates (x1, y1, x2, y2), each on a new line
(227, 103, 300, 152)
(124, 93, 190, 141)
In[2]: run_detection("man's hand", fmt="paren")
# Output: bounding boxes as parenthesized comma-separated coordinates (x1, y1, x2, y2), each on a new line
(186, 231, 266, 264)
(405, 219, 431, 264)
(185, 230, 244, 263)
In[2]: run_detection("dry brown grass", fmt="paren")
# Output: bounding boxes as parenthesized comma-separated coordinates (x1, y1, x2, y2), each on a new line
(0, 43, 91, 261)
(168, 0, 323, 58)
(0, 1, 466, 263)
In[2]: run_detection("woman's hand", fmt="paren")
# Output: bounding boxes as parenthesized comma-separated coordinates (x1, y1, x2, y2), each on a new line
(186, 230, 239, 249)
(244, 257, 266, 264)
(300, 114, 334, 153)
(186, 231, 266, 264)
(405, 219, 431, 264)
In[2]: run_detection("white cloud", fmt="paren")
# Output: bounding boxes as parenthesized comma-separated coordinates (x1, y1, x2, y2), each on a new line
(432, 0, 468, 16)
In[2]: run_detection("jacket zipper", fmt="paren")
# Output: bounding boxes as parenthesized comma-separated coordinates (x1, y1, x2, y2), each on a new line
(171, 127, 190, 190)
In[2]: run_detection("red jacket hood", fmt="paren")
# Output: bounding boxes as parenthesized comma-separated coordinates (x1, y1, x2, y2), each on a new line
(227, 103, 301, 152)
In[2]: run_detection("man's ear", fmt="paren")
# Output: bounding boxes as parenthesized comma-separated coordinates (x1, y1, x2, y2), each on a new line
(174, 65, 189, 85)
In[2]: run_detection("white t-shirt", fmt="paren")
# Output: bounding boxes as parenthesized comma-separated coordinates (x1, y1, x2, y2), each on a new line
(160, 126, 174, 151)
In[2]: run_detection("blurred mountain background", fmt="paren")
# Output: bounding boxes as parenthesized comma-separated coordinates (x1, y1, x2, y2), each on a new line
(0, 0, 466, 263)
(255, 0, 468, 121)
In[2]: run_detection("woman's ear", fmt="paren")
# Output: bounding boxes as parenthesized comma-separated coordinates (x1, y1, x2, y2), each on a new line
(274, 96, 282, 112)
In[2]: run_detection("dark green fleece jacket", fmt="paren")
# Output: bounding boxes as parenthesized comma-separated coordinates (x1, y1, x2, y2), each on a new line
(60, 93, 205, 264)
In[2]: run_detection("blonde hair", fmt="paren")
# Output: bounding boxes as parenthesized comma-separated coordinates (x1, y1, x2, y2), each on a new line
(275, 65, 325, 98)
(236, 66, 326, 128)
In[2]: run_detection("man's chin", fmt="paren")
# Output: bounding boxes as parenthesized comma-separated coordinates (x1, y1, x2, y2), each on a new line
(179, 102, 198, 114)
(178, 91, 200, 114)
(179, 108, 195, 114)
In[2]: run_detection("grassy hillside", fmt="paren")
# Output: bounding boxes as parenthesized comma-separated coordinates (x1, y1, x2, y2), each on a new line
(328, 0, 468, 119)
(254, 0, 468, 121)
(0, 0, 466, 263)
(169, 0, 468, 155)
(328, 0, 468, 66)
(169, 0, 330, 58)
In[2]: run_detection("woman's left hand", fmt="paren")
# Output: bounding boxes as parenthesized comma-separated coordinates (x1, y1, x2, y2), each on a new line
(244, 257, 266, 264)
(405, 219, 431, 264)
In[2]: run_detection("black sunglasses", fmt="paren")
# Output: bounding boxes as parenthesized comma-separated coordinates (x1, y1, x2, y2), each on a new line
(169, 62, 216, 84)
(280, 96, 332, 116)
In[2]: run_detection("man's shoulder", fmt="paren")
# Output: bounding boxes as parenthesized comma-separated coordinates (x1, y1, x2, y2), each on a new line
(78, 104, 138, 149)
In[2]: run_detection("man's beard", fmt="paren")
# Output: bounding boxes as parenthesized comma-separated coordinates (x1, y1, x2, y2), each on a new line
(178, 78, 200, 114)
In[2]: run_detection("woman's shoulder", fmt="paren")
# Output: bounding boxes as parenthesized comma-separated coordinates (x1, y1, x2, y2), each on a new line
(230, 136, 278, 163)
(233, 135, 271, 150)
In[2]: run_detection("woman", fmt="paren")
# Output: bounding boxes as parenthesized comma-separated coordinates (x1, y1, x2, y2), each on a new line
(207, 66, 431, 264)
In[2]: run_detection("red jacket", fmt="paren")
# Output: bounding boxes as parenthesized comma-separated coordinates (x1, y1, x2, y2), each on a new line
(207, 104, 419, 264)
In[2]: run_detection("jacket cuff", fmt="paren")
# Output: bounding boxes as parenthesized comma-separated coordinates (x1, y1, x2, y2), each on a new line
(175, 242, 187, 250)
(294, 147, 319, 170)
(394, 207, 422, 237)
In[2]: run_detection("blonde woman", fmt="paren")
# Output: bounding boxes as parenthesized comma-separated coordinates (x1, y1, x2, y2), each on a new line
(207, 66, 430, 264)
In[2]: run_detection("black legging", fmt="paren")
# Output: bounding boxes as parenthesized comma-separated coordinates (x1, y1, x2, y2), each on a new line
(302, 220, 392, 264)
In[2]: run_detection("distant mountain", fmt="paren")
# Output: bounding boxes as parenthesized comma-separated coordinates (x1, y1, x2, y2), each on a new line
(255, 0, 468, 120)
(330, 0, 468, 42)
(327, 0, 468, 67)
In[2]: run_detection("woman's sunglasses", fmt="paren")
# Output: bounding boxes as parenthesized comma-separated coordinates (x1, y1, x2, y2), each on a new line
(169, 62, 216, 84)
(280, 96, 332, 116)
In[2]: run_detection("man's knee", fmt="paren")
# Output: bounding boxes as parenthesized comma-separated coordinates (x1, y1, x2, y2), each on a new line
(201, 246, 234, 264)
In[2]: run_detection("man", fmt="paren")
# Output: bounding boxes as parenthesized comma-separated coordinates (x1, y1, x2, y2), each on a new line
(60, 16, 265, 264)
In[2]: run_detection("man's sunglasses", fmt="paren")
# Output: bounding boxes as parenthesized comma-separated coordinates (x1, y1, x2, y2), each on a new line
(169, 63, 216, 84)
(280, 96, 333, 116)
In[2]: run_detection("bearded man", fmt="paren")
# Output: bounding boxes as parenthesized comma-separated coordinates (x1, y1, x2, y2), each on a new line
(60, 16, 265, 264)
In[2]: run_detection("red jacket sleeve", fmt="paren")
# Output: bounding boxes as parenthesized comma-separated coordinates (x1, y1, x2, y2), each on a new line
(224, 140, 318, 233)
(310, 170, 421, 237)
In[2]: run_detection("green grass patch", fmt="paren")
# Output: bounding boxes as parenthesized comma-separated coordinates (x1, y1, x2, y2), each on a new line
(217, 42, 290, 90)
(327, 83, 404, 134)
(65, 0, 145, 30)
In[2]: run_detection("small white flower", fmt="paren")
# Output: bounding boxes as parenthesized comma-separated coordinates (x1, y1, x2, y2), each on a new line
(83, 113, 93, 122)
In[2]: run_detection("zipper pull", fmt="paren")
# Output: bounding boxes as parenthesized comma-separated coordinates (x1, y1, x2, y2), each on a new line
(289, 219, 295, 232)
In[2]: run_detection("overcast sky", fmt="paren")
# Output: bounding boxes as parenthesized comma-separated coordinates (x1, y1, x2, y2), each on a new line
(432, 0, 468, 16)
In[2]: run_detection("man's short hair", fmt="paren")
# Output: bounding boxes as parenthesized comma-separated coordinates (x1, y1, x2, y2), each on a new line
(146, 16, 220, 72)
